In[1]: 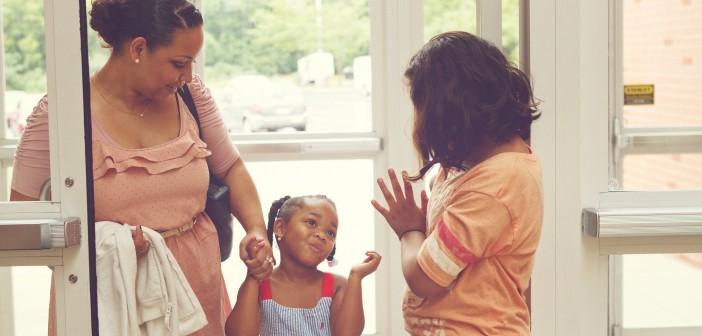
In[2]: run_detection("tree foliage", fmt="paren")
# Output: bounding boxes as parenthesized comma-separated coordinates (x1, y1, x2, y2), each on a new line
(2, 0, 521, 91)
(3, 0, 46, 92)
(203, 0, 369, 80)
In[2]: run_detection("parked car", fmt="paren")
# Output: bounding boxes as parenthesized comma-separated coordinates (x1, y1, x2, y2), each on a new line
(214, 75, 308, 133)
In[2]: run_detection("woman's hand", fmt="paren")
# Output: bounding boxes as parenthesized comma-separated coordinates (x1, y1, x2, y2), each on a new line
(371, 168, 429, 239)
(350, 251, 382, 279)
(240, 230, 274, 280)
(131, 225, 150, 258)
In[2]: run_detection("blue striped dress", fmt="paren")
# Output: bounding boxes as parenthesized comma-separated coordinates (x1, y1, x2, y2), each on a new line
(259, 272, 334, 336)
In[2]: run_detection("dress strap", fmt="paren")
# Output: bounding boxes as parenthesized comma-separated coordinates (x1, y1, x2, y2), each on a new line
(259, 279, 273, 300)
(322, 272, 334, 298)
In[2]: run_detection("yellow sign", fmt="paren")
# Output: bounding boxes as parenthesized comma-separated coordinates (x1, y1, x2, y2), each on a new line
(624, 84, 654, 105)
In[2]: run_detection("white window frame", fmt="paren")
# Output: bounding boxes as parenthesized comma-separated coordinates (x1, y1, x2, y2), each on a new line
(0, 0, 94, 335)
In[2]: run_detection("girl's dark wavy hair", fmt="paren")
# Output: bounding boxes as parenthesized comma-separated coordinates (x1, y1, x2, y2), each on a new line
(90, 0, 203, 52)
(266, 195, 337, 262)
(404, 31, 541, 181)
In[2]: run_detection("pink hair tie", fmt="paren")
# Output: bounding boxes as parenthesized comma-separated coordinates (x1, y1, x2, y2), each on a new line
(327, 258, 339, 267)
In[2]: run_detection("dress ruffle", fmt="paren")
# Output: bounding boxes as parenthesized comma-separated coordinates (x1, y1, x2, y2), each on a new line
(93, 115, 211, 180)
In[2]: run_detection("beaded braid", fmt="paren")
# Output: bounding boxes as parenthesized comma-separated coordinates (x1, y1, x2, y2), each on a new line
(266, 195, 337, 262)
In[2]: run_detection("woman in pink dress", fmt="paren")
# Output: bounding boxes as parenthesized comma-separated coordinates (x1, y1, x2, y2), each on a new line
(10, 0, 273, 334)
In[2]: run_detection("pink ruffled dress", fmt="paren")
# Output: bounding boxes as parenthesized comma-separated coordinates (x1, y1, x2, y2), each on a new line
(13, 75, 238, 335)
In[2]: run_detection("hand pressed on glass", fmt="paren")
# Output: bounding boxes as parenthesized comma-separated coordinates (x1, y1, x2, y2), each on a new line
(371, 168, 429, 239)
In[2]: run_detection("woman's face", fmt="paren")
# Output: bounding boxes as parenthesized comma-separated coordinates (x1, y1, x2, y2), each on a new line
(139, 26, 204, 100)
(276, 198, 338, 268)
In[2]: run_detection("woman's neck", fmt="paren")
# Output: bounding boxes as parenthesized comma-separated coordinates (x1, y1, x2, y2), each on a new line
(94, 57, 151, 109)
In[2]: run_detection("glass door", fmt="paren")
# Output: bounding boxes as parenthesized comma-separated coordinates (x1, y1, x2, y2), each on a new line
(609, 1, 702, 335)
(0, 0, 94, 335)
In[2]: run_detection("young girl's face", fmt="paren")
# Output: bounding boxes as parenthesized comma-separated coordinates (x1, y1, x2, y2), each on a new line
(276, 198, 338, 267)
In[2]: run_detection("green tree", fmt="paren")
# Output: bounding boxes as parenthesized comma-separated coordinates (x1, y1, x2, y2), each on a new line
(203, 0, 369, 79)
(3, 0, 46, 92)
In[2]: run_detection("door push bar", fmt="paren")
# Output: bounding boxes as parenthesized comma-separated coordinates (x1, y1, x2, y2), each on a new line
(0, 217, 81, 250)
(582, 207, 702, 238)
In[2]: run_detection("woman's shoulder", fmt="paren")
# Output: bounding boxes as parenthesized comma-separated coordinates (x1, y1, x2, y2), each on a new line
(188, 74, 211, 101)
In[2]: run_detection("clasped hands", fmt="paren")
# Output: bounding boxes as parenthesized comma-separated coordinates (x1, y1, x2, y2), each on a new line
(372, 168, 429, 240)
(241, 230, 275, 280)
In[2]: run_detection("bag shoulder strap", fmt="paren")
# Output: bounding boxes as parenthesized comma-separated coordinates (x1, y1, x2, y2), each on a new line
(178, 85, 200, 131)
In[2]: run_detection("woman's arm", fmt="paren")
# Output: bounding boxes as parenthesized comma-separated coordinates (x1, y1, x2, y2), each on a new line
(10, 189, 38, 201)
(330, 252, 381, 336)
(223, 158, 274, 279)
(225, 275, 261, 336)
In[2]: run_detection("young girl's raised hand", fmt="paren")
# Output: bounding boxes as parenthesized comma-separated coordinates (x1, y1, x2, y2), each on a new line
(371, 168, 429, 239)
(350, 251, 382, 278)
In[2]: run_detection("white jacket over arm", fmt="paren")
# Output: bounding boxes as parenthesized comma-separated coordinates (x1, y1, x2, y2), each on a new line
(95, 221, 207, 336)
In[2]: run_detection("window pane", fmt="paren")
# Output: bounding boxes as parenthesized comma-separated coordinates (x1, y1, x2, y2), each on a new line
(613, 0, 702, 191)
(0, 266, 52, 335)
(221, 159, 377, 333)
(620, 153, 702, 190)
(622, 0, 702, 128)
(202, 0, 372, 134)
(622, 254, 702, 328)
(423, 0, 477, 42)
(3, 0, 49, 199)
(502, 0, 520, 65)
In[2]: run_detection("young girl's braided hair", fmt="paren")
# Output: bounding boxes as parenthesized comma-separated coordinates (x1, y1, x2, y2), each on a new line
(266, 195, 337, 262)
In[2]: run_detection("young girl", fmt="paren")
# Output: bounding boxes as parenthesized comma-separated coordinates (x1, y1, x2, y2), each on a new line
(372, 31, 543, 335)
(226, 195, 381, 336)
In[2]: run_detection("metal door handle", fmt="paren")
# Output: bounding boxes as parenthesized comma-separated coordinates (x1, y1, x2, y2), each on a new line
(0, 217, 81, 250)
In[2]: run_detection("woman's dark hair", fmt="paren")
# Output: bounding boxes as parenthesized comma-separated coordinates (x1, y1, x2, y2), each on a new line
(267, 195, 338, 262)
(404, 31, 541, 181)
(90, 0, 203, 52)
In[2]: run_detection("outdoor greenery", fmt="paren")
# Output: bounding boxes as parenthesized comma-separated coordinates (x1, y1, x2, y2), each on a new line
(2, 0, 520, 92)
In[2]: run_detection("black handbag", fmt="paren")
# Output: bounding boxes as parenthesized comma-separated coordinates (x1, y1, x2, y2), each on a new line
(179, 85, 234, 262)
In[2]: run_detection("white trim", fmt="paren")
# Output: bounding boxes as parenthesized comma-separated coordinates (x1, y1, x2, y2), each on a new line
(529, 0, 556, 334)
(531, 0, 611, 335)
(44, 0, 93, 334)
(373, 0, 423, 334)
(477, 0, 503, 47)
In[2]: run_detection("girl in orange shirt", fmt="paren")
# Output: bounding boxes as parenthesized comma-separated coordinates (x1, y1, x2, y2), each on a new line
(373, 31, 543, 335)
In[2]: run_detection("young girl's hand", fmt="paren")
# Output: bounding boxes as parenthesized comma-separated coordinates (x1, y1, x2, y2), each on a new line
(350, 251, 382, 278)
(244, 236, 264, 260)
(371, 168, 429, 239)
